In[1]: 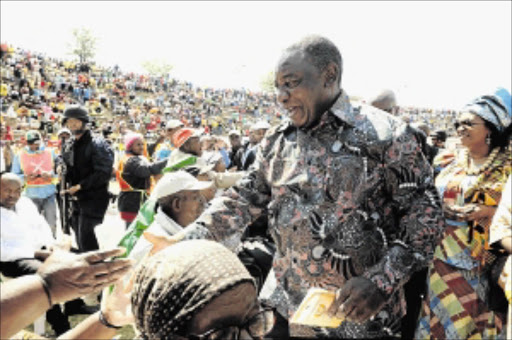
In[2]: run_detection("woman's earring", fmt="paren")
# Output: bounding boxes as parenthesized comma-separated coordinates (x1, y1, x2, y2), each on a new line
(486, 135, 491, 145)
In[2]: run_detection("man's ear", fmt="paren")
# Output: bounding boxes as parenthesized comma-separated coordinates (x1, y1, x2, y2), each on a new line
(172, 196, 181, 213)
(324, 62, 339, 87)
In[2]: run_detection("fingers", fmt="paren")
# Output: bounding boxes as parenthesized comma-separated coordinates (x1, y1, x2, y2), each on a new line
(327, 288, 350, 317)
(90, 258, 134, 278)
(83, 247, 126, 264)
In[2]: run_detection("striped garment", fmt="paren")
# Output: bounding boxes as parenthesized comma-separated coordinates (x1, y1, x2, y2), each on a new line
(416, 149, 511, 339)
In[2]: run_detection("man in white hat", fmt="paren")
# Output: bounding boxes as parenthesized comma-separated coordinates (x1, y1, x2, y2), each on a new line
(129, 171, 213, 264)
(148, 119, 184, 161)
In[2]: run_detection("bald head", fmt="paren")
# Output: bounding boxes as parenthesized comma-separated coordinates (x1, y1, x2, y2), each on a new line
(0, 173, 23, 209)
(370, 90, 397, 113)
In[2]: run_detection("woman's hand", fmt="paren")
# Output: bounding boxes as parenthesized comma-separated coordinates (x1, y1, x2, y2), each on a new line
(444, 204, 496, 223)
(101, 279, 134, 327)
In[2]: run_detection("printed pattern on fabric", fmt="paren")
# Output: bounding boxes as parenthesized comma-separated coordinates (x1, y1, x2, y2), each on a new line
(416, 148, 511, 339)
(180, 92, 445, 338)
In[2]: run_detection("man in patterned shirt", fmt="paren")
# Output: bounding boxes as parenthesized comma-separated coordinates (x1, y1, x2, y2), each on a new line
(165, 35, 444, 338)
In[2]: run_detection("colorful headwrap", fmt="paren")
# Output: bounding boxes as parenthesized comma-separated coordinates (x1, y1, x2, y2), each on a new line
(124, 133, 143, 151)
(131, 240, 255, 339)
(462, 88, 512, 132)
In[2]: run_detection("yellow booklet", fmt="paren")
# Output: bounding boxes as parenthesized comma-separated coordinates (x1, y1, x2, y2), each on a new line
(290, 288, 344, 328)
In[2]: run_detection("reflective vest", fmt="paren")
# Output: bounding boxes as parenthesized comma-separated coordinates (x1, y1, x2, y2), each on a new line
(19, 149, 53, 186)
(116, 154, 154, 196)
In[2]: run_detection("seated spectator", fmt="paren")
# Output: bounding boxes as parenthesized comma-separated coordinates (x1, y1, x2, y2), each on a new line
(117, 133, 167, 228)
(129, 171, 212, 263)
(0, 172, 105, 334)
(131, 239, 275, 339)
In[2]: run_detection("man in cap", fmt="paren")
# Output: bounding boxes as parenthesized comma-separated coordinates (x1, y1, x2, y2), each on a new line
(61, 105, 114, 252)
(148, 119, 184, 161)
(129, 171, 212, 264)
(165, 35, 444, 339)
(236, 121, 270, 171)
(11, 130, 58, 236)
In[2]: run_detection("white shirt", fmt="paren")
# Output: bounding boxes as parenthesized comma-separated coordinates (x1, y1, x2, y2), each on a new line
(1, 197, 55, 262)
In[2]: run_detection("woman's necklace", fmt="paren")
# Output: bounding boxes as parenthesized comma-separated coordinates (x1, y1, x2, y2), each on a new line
(462, 147, 500, 175)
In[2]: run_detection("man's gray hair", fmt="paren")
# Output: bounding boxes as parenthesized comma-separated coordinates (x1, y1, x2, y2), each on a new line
(285, 35, 343, 85)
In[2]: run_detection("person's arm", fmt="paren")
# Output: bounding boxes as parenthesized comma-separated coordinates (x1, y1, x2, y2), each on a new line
(0, 248, 132, 339)
(57, 279, 133, 340)
(329, 125, 445, 322)
(362, 126, 445, 300)
(0, 275, 52, 338)
(490, 175, 512, 253)
(175, 138, 272, 251)
(124, 156, 167, 178)
(78, 138, 114, 191)
(10, 153, 25, 181)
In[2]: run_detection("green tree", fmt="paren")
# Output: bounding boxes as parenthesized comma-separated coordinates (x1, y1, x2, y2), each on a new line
(68, 27, 98, 63)
(260, 71, 275, 93)
(141, 59, 174, 77)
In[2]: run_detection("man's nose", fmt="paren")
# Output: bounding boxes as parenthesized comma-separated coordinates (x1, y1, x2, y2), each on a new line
(276, 87, 289, 105)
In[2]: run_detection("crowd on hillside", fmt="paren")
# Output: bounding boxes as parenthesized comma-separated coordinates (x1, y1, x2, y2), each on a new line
(1, 36, 511, 340)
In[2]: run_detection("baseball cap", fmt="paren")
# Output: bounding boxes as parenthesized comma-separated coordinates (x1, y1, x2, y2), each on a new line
(25, 130, 41, 144)
(172, 128, 202, 148)
(57, 128, 71, 137)
(151, 171, 213, 200)
(165, 119, 184, 130)
(228, 129, 241, 136)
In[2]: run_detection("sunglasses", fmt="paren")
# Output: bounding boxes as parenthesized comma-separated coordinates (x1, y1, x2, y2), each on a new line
(454, 120, 485, 130)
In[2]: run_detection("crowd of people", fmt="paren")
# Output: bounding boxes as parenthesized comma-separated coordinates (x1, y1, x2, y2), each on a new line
(1, 35, 511, 340)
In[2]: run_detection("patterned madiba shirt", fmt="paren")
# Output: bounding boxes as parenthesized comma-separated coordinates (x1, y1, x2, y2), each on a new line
(177, 92, 445, 338)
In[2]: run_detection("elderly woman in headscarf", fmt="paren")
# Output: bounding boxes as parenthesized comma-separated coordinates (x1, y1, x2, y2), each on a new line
(131, 239, 275, 339)
(416, 89, 512, 339)
(117, 133, 167, 227)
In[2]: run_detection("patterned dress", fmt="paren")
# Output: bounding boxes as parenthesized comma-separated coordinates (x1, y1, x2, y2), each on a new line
(178, 92, 445, 338)
(416, 149, 511, 339)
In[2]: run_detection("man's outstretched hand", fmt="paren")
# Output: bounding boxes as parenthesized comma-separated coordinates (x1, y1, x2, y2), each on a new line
(36, 247, 133, 304)
(327, 277, 386, 323)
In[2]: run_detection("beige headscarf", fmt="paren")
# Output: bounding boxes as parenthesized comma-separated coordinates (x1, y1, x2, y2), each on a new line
(131, 240, 255, 339)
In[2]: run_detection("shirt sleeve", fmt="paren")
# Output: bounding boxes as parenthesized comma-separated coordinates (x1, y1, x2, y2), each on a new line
(175, 141, 272, 251)
(490, 174, 512, 246)
(11, 154, 24, 181)
(362, 125, 445, 299)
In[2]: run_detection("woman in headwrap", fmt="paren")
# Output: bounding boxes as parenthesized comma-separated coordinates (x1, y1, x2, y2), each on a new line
(117, 133, 167, 227)
(131, 240, 275, 339)
(416, 89, 512, 339)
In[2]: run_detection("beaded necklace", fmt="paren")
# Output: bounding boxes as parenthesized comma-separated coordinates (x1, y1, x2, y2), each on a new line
(462, 147, 500, 176)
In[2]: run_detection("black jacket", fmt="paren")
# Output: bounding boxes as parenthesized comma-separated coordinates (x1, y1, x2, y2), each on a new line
(118, 155, 166, 214)
(64, 130, 114, 216)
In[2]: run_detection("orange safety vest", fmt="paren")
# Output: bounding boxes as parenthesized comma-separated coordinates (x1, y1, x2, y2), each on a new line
(116, 154, 154, 196)
(19, 149, 53, 186)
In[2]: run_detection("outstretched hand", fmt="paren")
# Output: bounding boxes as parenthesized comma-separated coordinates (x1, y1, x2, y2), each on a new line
(327, 277, 386, 323)
(36, 247, 133, 304)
